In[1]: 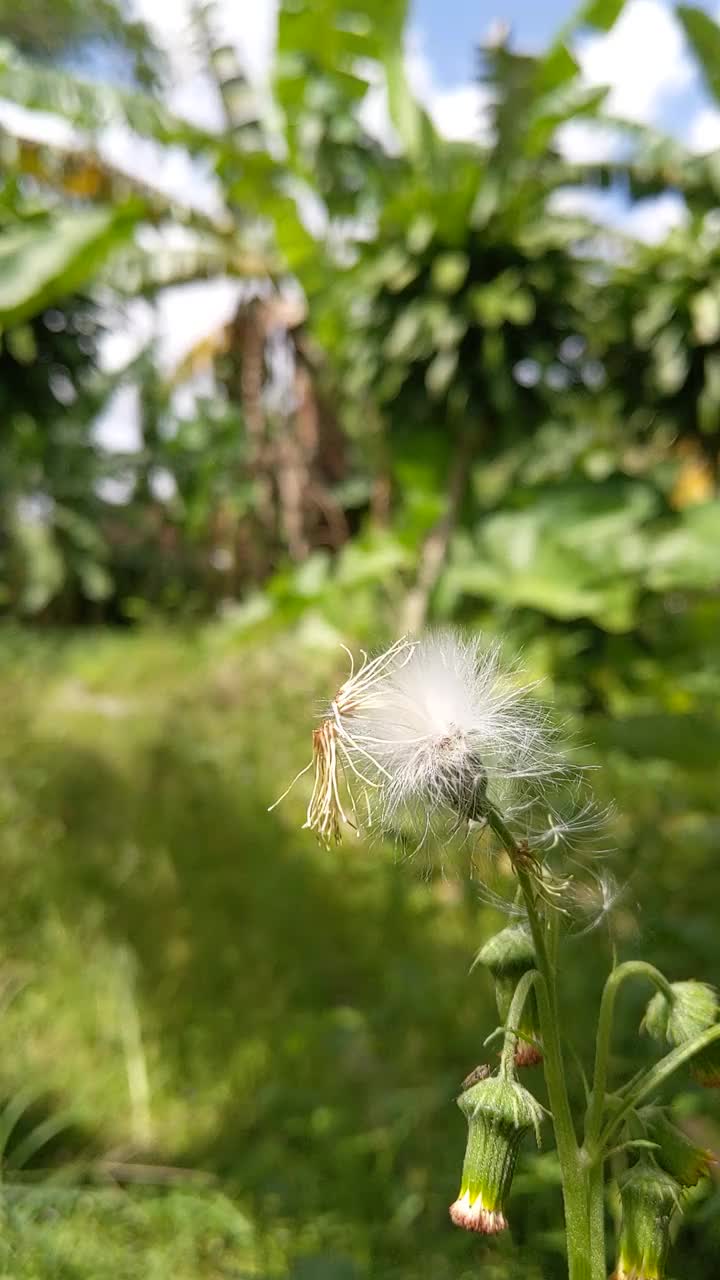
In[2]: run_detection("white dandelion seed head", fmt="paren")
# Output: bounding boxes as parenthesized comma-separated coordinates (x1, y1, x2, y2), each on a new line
(271, 629, 607, 905)
(343, 629, 565, 836)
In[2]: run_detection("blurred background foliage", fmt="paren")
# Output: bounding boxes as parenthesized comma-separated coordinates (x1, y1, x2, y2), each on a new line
(0, 0, 719, 1276)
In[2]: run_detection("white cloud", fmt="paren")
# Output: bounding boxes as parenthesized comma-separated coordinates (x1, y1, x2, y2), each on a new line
(361, 77, 488, 150)
(555, 120, 625, 164)
(99, 124, 226, 217)
(361, 29, 490, 149)
(359, 80, 402, 152)
(550, 186, 687, 244)
(95, 278, 246, 453)
(93, 385, 142, 453)
(549, 187, 619, 222)
(99, 299, 155, 375)
(98, 277, 246, 378)
(407, 31, 491, 143)
(133, 0, 277, 86)
(623, 191, 688, 242)
(688, 105, 720, 153)
(153, 278, 243, 372)
(0, 101, 80, 146)
(428, 84, 489, 143)
(576, 0, 692, 123)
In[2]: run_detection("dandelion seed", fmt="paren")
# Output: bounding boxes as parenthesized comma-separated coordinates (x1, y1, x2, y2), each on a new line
(529, 793, 614, 857)
(570, 870, 626, 938)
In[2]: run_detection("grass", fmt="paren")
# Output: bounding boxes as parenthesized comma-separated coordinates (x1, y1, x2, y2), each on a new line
(0, 620, 717, 1278)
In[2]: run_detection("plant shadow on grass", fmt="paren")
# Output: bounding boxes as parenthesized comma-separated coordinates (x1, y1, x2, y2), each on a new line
(3, 701, 568, 1280)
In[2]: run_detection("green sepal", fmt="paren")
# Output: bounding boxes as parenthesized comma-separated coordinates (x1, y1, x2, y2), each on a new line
(476, 925, 536, 977)
(638, 1108, 715, 1187)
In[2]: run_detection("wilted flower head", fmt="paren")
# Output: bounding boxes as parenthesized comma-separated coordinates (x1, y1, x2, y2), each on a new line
(269, 636, 416, 845)
(450, 1074, 544, 1235)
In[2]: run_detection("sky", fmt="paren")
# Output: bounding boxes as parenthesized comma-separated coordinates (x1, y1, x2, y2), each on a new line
(409, 0, 720, 150)
(412, 0, 715, 83)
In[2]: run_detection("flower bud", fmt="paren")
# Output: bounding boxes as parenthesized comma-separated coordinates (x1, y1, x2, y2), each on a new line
(610, 1161, 681, 1280)
(477, 926, 542, 1067)
(449, 1075, 543, 1235)
(638, 1107, 715, 1187)
(642, 981, 720, 1088)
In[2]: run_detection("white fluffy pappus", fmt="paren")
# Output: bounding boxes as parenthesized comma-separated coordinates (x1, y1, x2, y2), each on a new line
(271, 628, 603, 877)
(343, 630, 567, 839)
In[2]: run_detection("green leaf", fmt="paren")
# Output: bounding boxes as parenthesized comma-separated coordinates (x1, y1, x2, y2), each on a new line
(0, 42, 212, 148)
(589, 712, 720, 766)
(677, 6, 720, 105)
(0, 206, 136, 326)
(633, 286, 677, 348)
(652, 326, 688, 395)
(439, 482, 657, 630)
(699, 354, 720, 434)
(647, 501, 720, 589)
(425, 349, 458, 397)
(578, 0, 626, 30)
(430, 251, 469, 294)
(690, 286, 720, 344)
(534, 41, 579, 95)
(383, 45, 439, 163)
(468, 270, 535, 328)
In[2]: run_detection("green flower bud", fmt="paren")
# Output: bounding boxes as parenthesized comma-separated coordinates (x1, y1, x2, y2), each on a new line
(642, 981, 720, 1088)
(611, 1161, 681, 1280)
(476, 926, 542, 1067)
(638, 1107, 715, 1187)
(449, 1075, 544, 1235)
(477, 925, 536, 976)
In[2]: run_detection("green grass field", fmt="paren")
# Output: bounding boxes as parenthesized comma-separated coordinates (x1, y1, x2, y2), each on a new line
(0, 623, 717, 1278)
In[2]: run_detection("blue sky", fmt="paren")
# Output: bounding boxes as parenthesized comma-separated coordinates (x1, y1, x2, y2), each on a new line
(412, 0, 716, 84)
(410, 0, 720, 147)
(412, 0, 573, 81)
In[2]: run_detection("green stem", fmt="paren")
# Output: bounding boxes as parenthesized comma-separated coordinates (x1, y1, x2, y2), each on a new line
(499, 968, 541, 1078)
(588, 1161, 605, 1273)
(586, 961, 674, 1154)
(485, 807, 600, 1280)
(598, 1022, 720, 1153)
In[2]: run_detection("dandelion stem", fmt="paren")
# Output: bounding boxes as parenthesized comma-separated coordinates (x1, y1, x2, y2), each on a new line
(597, 1022, 720, 1153)
(499, 969, 541, 1078)
(484, 805, 601, 1280)
(586, 961, 674, 1158)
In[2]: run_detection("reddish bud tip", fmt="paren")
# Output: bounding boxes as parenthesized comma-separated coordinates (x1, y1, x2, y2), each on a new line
(449, 1191, 508, 1235)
